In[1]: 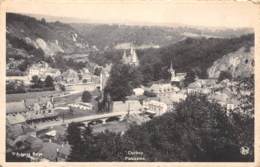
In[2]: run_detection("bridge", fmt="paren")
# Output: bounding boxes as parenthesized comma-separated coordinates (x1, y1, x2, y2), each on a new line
(64, 110, 141, 126)
(36, 110, 142, 130)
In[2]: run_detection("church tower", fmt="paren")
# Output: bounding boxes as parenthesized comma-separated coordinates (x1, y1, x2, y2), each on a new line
(129, 46, 139, 66)
(121, 45, 139, 67)
(169, 61, 175, 82)
(122, 50, 128, 64)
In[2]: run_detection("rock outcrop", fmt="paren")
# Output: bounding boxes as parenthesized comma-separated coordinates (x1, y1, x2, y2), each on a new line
(208, 47, 254, 78)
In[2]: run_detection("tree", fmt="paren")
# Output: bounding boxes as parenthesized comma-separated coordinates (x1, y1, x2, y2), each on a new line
(183, 70, 196, 87)
(230, 74, 254, 161)
(94, 67, 102, 76)
(67, 122, 94, 161)
(31, 75, 40, 88)
(218, 71, 232, 82)
(40, 18, 46, 24)
(45, 75, 54, 88)
(106, 64, 143, 101)
(59, 84, 66, 91)
(236, 74, 254, 116)
(66, 94, 253, 162)
(82, 91, 92, 102)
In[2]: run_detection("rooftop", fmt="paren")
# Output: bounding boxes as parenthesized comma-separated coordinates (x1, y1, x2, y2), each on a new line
(113, 100, 142, 113)
(24, 97, 51, 107)
(7, 114, 26, 125)
(6, 101, 26, 114)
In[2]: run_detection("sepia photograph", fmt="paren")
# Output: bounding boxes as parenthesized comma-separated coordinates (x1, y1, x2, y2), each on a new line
(1, 0, 259, 165)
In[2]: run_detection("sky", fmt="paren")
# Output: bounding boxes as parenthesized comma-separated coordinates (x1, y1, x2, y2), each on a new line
(4, 0, 258, 28)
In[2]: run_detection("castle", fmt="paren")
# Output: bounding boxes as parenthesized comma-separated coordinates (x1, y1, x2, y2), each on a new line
(122, 46, 139, 66)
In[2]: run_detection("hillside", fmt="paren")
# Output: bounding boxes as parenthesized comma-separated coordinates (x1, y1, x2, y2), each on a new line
(137, 34, 254, 82)
(7, 13, 89, 55)
(6, 13, 93, 73)
(89, 33, 254, 84)
(6, 13, 254, 78)
(71, 23, 252, 50)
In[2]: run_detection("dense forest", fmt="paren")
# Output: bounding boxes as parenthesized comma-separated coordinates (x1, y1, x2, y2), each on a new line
(71, 23, 252, 50)
(137, 33, 254, 81)
(66, 74, 254, 162)
(90, 34, 254, 83)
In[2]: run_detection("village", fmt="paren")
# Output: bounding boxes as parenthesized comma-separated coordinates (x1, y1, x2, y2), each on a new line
(6, 44, 248, 161)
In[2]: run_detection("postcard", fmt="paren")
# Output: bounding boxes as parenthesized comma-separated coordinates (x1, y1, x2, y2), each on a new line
(0, 0, 259, 166)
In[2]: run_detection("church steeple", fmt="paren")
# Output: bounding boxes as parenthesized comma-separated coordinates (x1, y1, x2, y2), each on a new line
(169, 61, 174, 73)
(121, 44, 139, 66)
(168, 60, 176, 81)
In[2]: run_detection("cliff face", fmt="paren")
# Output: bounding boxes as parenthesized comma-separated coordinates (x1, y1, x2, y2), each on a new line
(6, 13, 89, 57)
(207, 47, 254, 78)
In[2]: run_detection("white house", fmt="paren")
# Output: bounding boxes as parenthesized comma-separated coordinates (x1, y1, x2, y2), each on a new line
(68, 102, 93, 111)
(27, 61, 61, 80)
(143, 100, 168, 116)
(133, 88, 144, 96)
(148, 83, 180, 96)
(112, 100, 142, 113)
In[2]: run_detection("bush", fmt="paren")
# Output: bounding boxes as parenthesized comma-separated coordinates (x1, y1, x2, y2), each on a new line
(82, 91, 92, 102)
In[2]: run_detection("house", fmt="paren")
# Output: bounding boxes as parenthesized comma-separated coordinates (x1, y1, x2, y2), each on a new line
(44, 69, 61, 80)
(6, 101, 27, 125)
(6, 97, 58, 127)
(208, 91, 239, 112)
(187, 78, 216, 95)
(24, 97, 58, 124)
(148, 83, 180, 96)
(27, 61, 61, 80)
(143, 100, 168, 116)
(61, 69, 79, 84)
(161, 92, 187, 106)
(133, 88, 144, 96)
(112, 100, 142, 113)
(79, 68, 92, 83)
(168, 61, 186, 86)
(68, 102, 93, 112)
